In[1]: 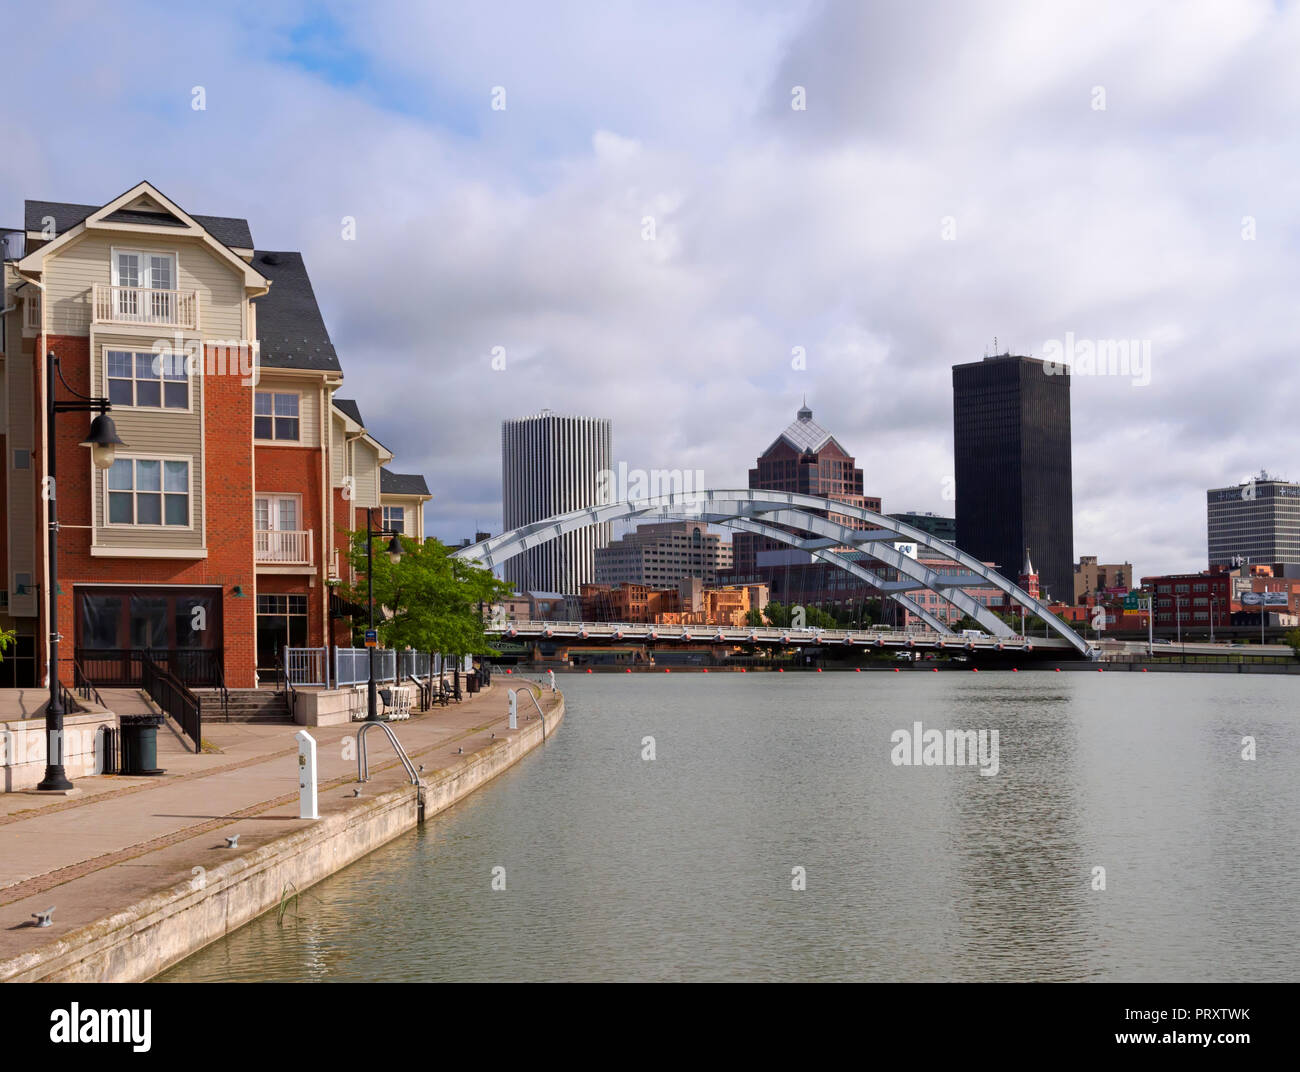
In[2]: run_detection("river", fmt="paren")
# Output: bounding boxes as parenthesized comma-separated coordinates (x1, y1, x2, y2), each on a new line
(159, 672, 1300, 982)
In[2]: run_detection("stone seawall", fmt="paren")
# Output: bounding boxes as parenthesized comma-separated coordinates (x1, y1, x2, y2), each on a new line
(0, 695, 564, 983)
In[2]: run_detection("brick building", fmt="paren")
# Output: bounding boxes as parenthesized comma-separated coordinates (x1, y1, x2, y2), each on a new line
(1, 182, 429, 689)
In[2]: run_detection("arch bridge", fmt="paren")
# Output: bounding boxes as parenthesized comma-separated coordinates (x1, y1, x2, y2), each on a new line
(451, 490, 1096, 659)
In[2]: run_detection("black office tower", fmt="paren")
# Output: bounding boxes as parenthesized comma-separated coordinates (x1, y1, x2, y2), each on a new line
(952, 353, 1074, 602)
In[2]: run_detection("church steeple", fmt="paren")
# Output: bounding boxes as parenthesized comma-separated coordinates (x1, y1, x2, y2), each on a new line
(797, 396, 813, 421)
(1018, 547, 1040, 600)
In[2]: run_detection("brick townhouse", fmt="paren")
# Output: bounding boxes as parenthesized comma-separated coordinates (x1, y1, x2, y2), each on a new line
(0, 181, 430, 690)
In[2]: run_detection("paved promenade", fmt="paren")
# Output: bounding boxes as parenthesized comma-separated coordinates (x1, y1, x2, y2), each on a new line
(0, 679, 560, 971)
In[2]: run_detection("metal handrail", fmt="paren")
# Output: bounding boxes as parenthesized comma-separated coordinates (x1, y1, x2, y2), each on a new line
(140, 653, 202, 753)
(212, 657, 230, 721)
(71, 656, 106, 708)
(356, 721, 420, 785)
(512, 685, 548, 741)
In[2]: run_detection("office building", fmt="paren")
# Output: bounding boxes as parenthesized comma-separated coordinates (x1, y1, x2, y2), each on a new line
(952, 352, 1074, 602)
(501, 411, 611, 595)
(1073, 556, 1134, 603)
(889, 511, 956, 544)
(595, 521, 732, 587)
(1207, 472, 1300, 568)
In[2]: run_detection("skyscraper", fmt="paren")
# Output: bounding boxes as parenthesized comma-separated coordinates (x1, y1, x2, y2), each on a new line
(1207, 471, 1300, 567)
(952, 353, 1073, 601)
(501, 411, 612, 595)
(730, 401, 881, 584)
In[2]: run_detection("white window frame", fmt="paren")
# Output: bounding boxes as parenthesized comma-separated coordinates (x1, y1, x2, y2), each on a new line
(104, 453, 194, 530)
(110, 247, 177, 290)
(382, 505, 406, 534)
(104, 347, 194, 412)
(254, 390, 302, 443)
(255, 493, 303, 532)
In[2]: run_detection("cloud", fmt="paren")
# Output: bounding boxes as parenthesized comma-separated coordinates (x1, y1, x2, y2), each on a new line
(6, 0, 1299, 582)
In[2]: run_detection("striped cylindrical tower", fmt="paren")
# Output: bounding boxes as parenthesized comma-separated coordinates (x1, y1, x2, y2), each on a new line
(501, 411, 612, 598)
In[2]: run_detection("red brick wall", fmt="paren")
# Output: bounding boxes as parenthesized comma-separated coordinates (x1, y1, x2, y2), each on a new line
(45, 337, 258, 687)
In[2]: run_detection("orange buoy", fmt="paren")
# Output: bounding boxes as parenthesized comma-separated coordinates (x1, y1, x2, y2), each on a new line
(855, 667, 861, 672)
(586, 668, 592, 673)
(1097, 667, 1103, 673)
(703, 668, 709, 673)
(506, 668, 513, 674)
(625, 668, 631, 673)
(972, 667, 979, 673)
(664, 668, 670, 673)
(893, 667, 899, 672)
(1141, 667, 1148, 672)
(1054, 668, 1060, 672)
(816, 667, 822, 673)
(1012, 667, 1019, 672)
(933, 667, 938, 672)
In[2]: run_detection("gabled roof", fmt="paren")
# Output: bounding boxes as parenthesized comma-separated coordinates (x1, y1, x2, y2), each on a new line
(333, 398, 364, 426)
(252, 251, 341, 372)
(758, 404, 846, 458)
(25, 199, 254, 249)
(381, 469, 431, 497)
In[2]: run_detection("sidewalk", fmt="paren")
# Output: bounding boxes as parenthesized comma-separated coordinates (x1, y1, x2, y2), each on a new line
(0, 679, 560, 968)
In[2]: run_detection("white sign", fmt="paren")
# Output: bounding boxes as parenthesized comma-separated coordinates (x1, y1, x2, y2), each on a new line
(894, 542, 918, 560)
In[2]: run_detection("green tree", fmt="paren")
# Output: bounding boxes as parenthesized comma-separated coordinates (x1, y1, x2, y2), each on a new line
(344, 533, 514, 656)
(1286, 627, 1300, 659)
(744, 607, 765, 626)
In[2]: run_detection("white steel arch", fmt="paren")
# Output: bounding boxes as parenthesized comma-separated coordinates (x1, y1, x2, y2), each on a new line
(454, 490, 1095, 657)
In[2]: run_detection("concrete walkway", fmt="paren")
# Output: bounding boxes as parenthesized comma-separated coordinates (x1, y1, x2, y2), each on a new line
(0, 679, 559, 968)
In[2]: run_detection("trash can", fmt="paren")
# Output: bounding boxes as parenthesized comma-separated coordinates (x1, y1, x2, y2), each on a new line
(466, 671, 480, 695)
(118, 714, 167, 776)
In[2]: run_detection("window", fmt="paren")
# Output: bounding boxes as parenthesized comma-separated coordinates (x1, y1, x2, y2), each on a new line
(255, 392, 300, 441)
(107, 350, 189, 408)
(13, 449, 30, 469)
(112, 250, 177, 320)
(107, 457, 190, 526)
(382, 506, 406, 533)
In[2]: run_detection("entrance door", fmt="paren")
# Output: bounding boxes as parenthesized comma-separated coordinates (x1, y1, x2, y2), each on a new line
(256, 593, 308, 675)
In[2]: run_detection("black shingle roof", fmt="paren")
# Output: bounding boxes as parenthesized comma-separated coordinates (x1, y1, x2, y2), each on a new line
(333, 398, 364, 426)
(24, 200, 254, 249)
(381, 469, 431, 497)
(252, 251, 341, 373)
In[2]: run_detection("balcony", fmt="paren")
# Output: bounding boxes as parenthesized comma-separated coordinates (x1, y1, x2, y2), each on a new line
(94, 283, 199, 330)
(255, 529, 314, 566)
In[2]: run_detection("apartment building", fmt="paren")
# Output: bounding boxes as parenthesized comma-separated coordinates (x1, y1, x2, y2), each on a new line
(0, 181, 430, 689)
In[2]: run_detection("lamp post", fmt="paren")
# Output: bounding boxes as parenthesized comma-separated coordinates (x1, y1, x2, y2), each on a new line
(364, 513, 404, 722)
(39, 351, 125, 792)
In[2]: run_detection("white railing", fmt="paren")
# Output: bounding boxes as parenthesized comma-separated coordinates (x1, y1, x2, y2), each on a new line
(93, 283, 199, 329)
(23, 295, 40, 334)
(336, 647, 397, 686)
(284, 646, 328, 686)
(255, 529, 313, 565)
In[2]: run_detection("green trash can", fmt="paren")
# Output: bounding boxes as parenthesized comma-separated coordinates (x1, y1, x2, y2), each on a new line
(119, 714, 167, 776)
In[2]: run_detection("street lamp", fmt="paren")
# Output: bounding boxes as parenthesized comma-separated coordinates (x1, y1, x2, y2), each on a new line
(39, 351, 125, 792)
(364, 513, 405, 722)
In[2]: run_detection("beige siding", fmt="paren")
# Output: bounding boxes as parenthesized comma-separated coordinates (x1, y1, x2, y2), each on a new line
(43, 233, 245, 340)
(89, 333, 205, 553)
(330, 412, 346, 484)
(352, 441, 380, 508)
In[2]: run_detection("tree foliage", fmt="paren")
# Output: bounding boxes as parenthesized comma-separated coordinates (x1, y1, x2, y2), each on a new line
(344, 532, 514, 655)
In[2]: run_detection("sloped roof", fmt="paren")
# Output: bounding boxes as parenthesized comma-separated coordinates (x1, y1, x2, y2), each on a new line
(759, 404, 843, 457)
(381, 468, 430, 497)
(252, 251, 341, 372)
(24, 199, 254, 249)
(333, 397, 364, 426)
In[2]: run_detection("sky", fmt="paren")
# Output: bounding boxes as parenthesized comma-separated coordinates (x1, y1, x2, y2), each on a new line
(5, 0, 1299, 580)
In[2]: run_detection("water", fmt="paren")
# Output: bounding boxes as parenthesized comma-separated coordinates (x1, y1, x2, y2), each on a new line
(160, 673, 1300, 982)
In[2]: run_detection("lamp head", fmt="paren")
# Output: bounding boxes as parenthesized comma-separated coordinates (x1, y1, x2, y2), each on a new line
(81, 414, 126, 470)
(387, 534, 404, 565)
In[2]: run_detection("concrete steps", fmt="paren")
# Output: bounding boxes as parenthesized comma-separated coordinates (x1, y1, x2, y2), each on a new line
(193, 688, 292, 723)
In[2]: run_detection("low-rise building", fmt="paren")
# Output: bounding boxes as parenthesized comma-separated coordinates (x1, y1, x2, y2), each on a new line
(1073, 556, 1134, 603)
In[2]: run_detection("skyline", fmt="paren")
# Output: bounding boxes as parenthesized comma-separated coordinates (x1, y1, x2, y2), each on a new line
(6, 0, 1299, 576)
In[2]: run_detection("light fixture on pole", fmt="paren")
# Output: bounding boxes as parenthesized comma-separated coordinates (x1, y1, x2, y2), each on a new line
(365, 515, 406, 722)
(40, 351, 126, 792)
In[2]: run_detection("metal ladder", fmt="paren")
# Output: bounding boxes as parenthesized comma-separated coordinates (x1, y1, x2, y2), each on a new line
(356, 720, 421, 785)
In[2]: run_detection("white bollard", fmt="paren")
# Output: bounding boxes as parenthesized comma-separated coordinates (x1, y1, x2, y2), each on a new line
(508, 689, 518, 730)
(548, 669, 556, 692)
(295, 730, 319, 820)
